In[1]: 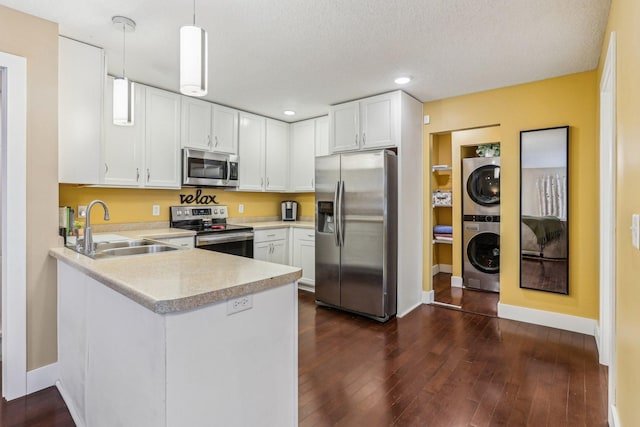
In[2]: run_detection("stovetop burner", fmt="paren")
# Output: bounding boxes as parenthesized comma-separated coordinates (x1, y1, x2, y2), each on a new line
(169, 205, 253, 235)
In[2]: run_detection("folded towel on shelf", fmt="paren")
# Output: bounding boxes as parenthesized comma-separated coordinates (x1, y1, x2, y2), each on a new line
(433, 225, 453, 234)
(433, 233, 452, 238)
(434, 235, 453, 242)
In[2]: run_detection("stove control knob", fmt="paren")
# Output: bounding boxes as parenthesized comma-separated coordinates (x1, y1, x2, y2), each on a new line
(219, 207, 226, 215)
(213, 209, 219, 215)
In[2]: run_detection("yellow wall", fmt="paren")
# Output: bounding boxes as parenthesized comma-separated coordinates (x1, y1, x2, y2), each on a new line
(0, 6, 59, 370)
(598, 0, 640, 424)
(423, 71, 599, 320)
(59, 185, 315, 225)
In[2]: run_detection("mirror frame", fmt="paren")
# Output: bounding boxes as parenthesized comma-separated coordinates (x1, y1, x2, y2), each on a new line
(519, 126, 569, 294)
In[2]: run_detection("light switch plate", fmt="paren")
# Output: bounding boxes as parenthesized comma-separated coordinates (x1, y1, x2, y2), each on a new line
(238, 204, 244, 214)
(152, 205, 160, 216)
(77, 205, 87, 218)
(632, 214, 639, 249)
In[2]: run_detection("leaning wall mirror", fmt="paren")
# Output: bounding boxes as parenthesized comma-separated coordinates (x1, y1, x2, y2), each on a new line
(520, 126, 569, 294)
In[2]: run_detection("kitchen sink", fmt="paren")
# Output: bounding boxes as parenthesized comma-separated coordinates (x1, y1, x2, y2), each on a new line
(93, 239, 157, 251)
(94, 244, 179, 258)
(68, 239, 182, 259)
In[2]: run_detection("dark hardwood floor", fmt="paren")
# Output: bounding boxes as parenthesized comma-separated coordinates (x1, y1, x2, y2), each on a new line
(0, 290, 608, 427)
(299, 290, 608, 427)
(433, 273, 499, 317)
(0, 372, 74, 427)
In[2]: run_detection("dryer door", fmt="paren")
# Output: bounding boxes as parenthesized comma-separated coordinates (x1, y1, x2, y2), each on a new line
(466, 164, 501, 206)
(466, 231, 500, 274)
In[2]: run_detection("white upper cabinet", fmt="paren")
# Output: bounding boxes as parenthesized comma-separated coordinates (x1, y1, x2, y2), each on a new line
(181, 97, 239, 155)
(180, 97, 212, 151)
(144, 87, 181, 188)
(314, 116, 329, 157)
(265, 119, 290, 191)
(329, 101, 359, 152)
(360, 93, 398, 149)
(237, 115, 289, 192)
(329, 91, 400, 153)
(58, 36, 104, 184)
(211, 104, 239, 155)
(102, 77, 145, 186)
(238, 112, 266, 191)
(290, 119, 316, 192)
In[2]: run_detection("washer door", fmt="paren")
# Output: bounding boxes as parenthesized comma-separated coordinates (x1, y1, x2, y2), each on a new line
(467, 231, 500, 274)
(466, 164, 500, 206)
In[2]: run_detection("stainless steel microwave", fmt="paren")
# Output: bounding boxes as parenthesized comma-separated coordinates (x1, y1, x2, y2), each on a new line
(182, 149, 239, 187)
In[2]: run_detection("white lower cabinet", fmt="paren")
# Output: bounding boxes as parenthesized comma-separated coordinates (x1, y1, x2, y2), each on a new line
(254, 228, 288, 264)
(291, 228, 315, 288)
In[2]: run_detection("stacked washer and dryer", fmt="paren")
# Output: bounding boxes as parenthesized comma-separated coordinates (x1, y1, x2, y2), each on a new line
(462, 157, 501, 292)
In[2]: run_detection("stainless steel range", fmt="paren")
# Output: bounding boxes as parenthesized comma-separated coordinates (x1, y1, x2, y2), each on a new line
(170, 205, 254, 258)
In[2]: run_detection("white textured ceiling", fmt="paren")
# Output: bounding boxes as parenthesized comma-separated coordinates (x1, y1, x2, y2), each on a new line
(1, 0, 611, 122)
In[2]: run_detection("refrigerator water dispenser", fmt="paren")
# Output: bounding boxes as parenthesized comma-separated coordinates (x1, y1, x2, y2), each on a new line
(317, 201, 335, 233)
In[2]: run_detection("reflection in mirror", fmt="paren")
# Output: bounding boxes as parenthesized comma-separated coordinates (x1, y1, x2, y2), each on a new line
(520, 126, 569, 294)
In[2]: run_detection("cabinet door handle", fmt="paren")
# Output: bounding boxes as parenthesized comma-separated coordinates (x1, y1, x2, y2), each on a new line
(355, 133, 358, 144)
(308, 234, 314, 238)
(104, 163, 109, 174)
(266, 177, 270, 187)
(215, 136, 219, 147)
(362, 133, 366, 145)
(147, 168, 150, 181)
(267, 233, 276, 237)
(207, 135, 212, 148)
(136, 168, 140, 182)
(260, 177, 264, 188)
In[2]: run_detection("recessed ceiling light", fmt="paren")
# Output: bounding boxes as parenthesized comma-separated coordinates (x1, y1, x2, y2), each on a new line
(284, 110, 296, 116)
(394, 76, 412, 85)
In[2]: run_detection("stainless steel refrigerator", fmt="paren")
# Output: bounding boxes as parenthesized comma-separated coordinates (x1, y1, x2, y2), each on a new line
(315, 150, 397, 322)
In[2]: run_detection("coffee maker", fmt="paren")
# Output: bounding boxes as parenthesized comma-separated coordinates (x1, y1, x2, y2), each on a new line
(281, 201, 298, 221)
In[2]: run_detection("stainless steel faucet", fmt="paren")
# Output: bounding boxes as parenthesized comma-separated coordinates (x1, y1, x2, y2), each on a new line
(84, 200, 110, 255)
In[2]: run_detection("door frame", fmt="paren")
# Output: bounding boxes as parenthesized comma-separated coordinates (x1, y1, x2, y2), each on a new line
(0, 52, 28, 400)
(598, 32, 616, 423)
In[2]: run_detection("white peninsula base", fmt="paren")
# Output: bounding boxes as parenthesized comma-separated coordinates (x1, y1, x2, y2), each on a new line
(56, 261, 298, 427)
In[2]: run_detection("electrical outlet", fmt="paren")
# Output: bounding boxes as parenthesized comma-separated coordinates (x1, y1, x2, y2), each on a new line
(152, 205, 160, 216)
(78, 205, 87, 218)
(227, 295, 253, 315)
(238, 203, 244, 214)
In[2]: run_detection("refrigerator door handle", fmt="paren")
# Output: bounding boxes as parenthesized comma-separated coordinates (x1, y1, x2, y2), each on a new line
(334, 181, 340, 246)
(338, 180, 345, 247)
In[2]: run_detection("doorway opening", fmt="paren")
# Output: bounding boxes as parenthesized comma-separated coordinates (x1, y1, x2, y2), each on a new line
(429, 130, 500, 317)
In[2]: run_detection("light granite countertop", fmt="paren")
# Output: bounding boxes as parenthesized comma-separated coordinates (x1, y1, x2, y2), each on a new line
(50, 228, 301, 314)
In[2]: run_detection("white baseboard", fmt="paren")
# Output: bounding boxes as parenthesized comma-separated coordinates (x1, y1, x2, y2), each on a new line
(497, 303, 597, 336)
(397, 301, 422, 318)
(422, 290, 434, 304)
(610, 404, 621, 427)
(594, 323, 604, 364)
(27, 362, 58, 394)
(451, 276, 463, 288)
(56, 380, 85, 427)
(432, 264, 452, 276)
(297, 282, 315, 293)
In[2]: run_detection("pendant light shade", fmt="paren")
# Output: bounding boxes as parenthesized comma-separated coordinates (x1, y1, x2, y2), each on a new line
(113, 76, 134, 125)
(180, 25, 208, 96)
(112, 16, 136, 126)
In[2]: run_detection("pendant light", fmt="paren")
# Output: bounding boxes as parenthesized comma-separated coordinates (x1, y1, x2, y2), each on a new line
(112, 16, 136, 126)
(180, 0, 208, 96)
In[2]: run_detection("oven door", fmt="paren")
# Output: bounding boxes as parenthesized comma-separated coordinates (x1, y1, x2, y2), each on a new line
(183, 149, 239, 187)
(196, 232, 254, 258)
